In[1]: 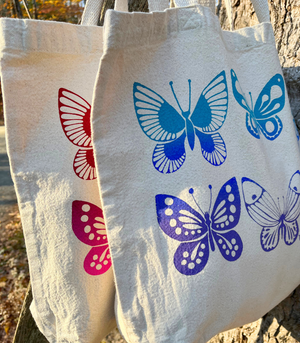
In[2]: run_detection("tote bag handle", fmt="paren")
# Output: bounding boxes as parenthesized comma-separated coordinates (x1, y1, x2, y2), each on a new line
(81, 0, 128, 25)
(81, 0, 270, 28)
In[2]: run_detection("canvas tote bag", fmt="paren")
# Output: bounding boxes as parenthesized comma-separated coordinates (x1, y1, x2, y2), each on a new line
(91, 0, 300, 342)
(0, 0, 126, 340)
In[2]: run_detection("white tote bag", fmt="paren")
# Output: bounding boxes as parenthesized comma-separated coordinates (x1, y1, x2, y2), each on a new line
(91, 0, 300, 342)
(0, 0, 125, 340)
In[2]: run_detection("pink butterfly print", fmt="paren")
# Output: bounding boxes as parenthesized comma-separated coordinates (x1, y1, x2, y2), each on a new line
(72, 200, 111, 275)
(58, 88, 97, 180)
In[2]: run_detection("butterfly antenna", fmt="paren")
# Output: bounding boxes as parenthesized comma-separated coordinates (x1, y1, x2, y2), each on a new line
(208, 185, 213, 213)
(169, 81, 183, 113)
(188, 79, 191, 113)
(189, 188, 205, 216)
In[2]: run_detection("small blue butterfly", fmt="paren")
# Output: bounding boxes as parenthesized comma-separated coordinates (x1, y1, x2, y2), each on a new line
(155, 177, 242, 275)
(133, 71, 228, 174)
(242, 171, 300, 252)
(231, 69, 285, 140)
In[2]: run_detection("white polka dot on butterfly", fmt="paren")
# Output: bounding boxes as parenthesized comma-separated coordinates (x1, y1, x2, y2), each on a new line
(196, 259, 201, 264)
(81, 215, 88, 222)
(93, 255, 98, 260)
(89, 233, 94, 240)
(230, 205, 236, 213)
(226, 185, 232, 193)
(183, 252, 189, 258)
(175, 228, 182, 235)
(231, 251, 236, 257)
(165, 208, 173, 216)
(90, 262, 95, 267)
(188, 263, 195, 269)
(181, 260, 187, 265)
(199, 252, 204, 257)
(231, 239, 236, 244)
(170, 219, 177, 227)
(228, 194, 235, 202)
(84, 225, 91, 233)
(82, 204, 90, 212)
(96, 265, 102, 270)
(104, 260, 108, 265)
(165, 198, 173, 206)
(201, 244, 205, 249)
(229, 215, 234, 222)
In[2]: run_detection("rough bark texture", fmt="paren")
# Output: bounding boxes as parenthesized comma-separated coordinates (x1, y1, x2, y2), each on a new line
(13, 1, 300, 342)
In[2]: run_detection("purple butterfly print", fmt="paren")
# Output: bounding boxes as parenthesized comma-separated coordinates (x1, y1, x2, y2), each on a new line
(156, 177, 242, 276)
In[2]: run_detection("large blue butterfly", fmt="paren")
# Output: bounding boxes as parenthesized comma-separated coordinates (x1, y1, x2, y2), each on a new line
(133, 71, 228, 174)
(155, 177, 242, 275)
(231, 69, 285, 140)
(242, 171, 300, 252)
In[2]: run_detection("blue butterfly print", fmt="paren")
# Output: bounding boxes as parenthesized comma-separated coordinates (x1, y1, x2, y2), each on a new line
(231, 69, 285, 140)
(242, 171, 300, 252)
(133, 71, 228, 174)
(155, 177, 242, 276)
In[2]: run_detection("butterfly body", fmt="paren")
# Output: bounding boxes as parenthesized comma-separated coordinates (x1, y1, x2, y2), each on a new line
(134, 71, 228, 174)
(231, 69, 285, 140)
(156, 177, 242, 275)
(242, 171, 300, 251)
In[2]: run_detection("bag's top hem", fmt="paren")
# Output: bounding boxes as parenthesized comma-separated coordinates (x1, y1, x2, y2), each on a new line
(103, 5, 274, 52)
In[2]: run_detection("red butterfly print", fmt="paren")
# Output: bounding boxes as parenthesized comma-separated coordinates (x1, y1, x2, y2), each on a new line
(72, 200, 111, 275)
(58, 88, 97, 180)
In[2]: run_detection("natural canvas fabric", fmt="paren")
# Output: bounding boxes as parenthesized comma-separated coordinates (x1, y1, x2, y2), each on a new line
(91, 2, 300, 342)
(0, 19, 115, 343)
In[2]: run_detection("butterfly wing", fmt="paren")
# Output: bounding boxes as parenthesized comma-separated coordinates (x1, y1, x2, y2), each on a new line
(72, 201, 108, 247)
(152, 133, 186, 174)
(72, 201, 111, 275)
(156, 194, 207, 241)
(254, 74, 285, 140)
(174, 237, 209, 275)
(84, 245, 111, 275)
(191, 71, 228, 133)
(231, 70, 252, 113)
(210, 177, 243, 261)
(231, 70, 260, 139)
(156, 194, 209, 275)
(73, 149, 96, 180)
(133, 83, 185, 142)
(242, 177, 281, 251)
(58, 88, 92, 148)
(282, 170, 300, 245)
(195, 129, 227, 166)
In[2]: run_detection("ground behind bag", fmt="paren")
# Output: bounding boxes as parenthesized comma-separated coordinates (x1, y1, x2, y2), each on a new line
(91, 0, 300, 342)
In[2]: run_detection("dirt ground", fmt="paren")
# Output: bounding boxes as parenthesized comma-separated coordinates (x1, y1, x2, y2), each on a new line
(0, 203, 29, 342)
